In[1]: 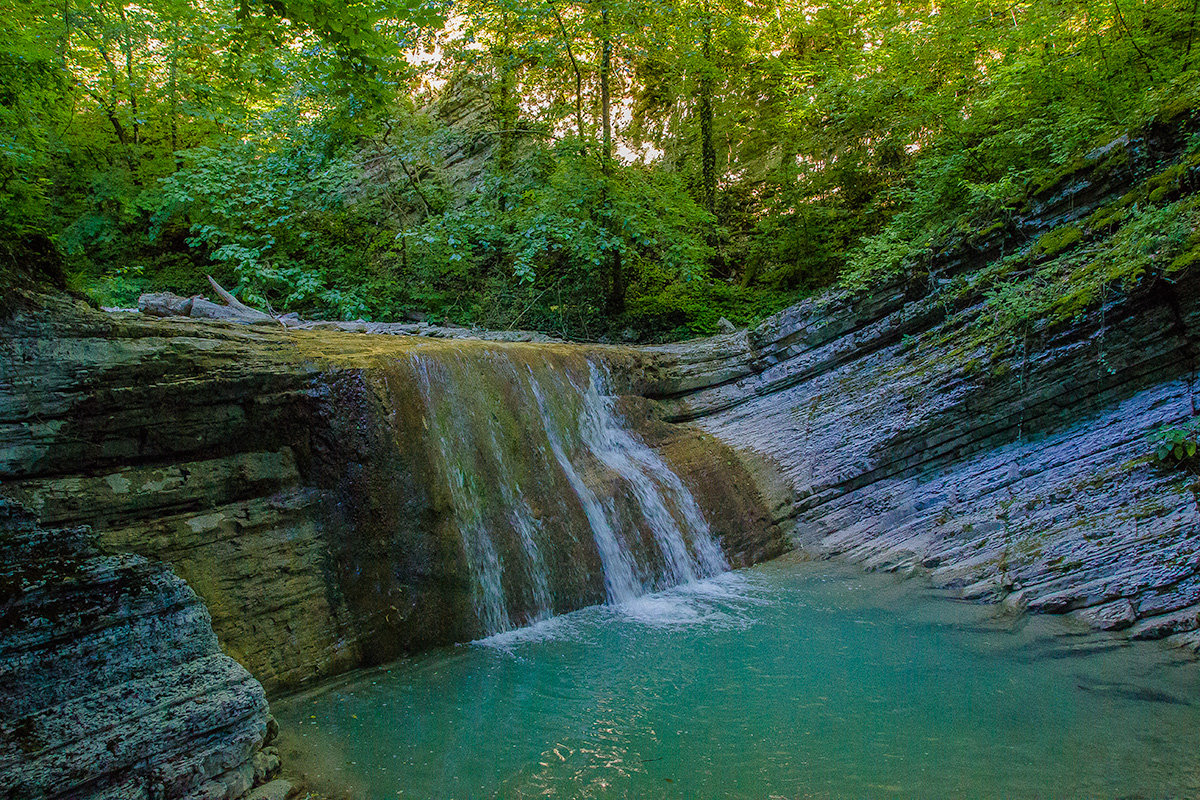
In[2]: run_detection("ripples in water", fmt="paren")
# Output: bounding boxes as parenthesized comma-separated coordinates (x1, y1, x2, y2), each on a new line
(273, 555, 1200, 799)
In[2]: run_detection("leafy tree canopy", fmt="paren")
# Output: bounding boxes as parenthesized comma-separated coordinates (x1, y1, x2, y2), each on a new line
(3, 0, 1197, 339)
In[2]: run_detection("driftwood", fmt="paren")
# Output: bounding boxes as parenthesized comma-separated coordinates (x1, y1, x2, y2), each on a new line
(189, 297, 276, 324)
(131, 279, 562, 340)
(205, 275, 275, 323)
(136, 277, 279, 325)
(138, 293, 194, 317)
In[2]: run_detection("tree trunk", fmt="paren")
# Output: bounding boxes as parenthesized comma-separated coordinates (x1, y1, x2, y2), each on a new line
(599, 4, 613, 174)
(168, 13, 180, 170)
(548, 0, 586, 147)
(598, 3, 623, 315)
(698, 0, 716, 215)
(59, 0, 71, 71)
(1186, 0, 1200, 67)
(496, 55, 516, 205)
(91, 3, 137, 174)
(115, 1, 139, 148)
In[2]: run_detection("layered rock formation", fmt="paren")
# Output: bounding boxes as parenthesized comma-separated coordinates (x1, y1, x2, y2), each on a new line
(0, 499, 274, 800)
(1, 287, 785, 797)
(0, 292, 784, 695)
(643, 132, 1200, 651)
(648, 278, 1198, 649)
(2, 116, 1197, 799)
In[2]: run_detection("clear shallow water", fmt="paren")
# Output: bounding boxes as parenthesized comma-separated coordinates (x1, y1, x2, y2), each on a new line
(273, 555, 1200, 799)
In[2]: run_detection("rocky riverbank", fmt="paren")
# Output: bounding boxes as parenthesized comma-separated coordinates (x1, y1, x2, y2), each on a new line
(0, 499, 276, 800)
(644, 275, 1199, 649)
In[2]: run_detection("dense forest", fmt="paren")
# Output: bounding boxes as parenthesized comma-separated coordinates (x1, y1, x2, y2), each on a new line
(3, 0, 1198, 339)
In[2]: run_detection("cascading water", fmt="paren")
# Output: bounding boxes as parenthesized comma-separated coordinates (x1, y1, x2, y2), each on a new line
(575, 362, 728, 586)
(407, 344, 728, 636)
(528, 374, 643, 606)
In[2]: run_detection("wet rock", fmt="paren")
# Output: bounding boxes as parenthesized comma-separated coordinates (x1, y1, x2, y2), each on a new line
(0, 291, 783, 696)
(253, 746, 282, 784)
(264, 715, 280, 745)
(1131, 604, 1200, 640)
(246, 779, 295, 800)
(1075, 599, 1139, 631)
(0, 299, 361, 692)
(644, 178, 1200, 643)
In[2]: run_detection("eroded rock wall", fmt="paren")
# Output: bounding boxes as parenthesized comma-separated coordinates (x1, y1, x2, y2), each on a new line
(0, 293, 785, 698)
(0, 500, 273, 800)
(643, 150, 1200, 650)
(1, 296, 362, 695)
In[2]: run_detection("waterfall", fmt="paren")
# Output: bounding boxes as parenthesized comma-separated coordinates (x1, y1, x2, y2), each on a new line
(407, 345, 728, 636)
(574, 362, 728, 585)
(529, 372, 644, 605)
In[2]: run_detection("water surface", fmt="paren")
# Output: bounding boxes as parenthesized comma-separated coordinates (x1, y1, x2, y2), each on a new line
(274, 555, 1200, 799)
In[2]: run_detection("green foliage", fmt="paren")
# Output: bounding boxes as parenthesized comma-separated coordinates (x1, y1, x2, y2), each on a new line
(0, 0, 69, 265)
(1034, 226, 1084, 258)
(627, 266, 793, 338)
(977, 192, 1200, 345)
(154, 110, 372, 313)
(86, 264, 148, 308)
(382, 139, 725, 337)
(1152, 418, 1200, 466)
(836, 0, 1200, 292)
(8, 0, 1200, 340)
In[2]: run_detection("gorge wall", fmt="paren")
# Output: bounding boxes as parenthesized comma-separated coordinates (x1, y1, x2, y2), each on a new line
(0, 293, 785, 684)
(0, 499, 275, 800)
(642, 130, 1200, 651)
(647, 276, 1199, 648)
(0, 288, 786, 798)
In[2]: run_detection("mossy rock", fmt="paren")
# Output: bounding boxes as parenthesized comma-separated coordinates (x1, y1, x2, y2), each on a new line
(1027, 137, 1133, 199)
(975, 219, 1006, 240)
(1034, 225, 1084, 258)
(1169, 241, 1200, 274)
(1086, 203, 1129, 232)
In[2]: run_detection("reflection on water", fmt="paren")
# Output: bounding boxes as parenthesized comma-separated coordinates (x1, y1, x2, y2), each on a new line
(273, 555, 1200, 799)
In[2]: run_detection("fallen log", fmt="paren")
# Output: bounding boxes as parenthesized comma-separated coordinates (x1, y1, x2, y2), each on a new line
(189, 297, 277, 324)
(135, 278, 280, 325)
(206, 277, 274, 321)
(138, 292, 195, 317)
(205, 275, 276, 323)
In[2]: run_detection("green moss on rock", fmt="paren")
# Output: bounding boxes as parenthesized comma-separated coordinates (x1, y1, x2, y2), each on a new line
(1034, 225, 1084, 258)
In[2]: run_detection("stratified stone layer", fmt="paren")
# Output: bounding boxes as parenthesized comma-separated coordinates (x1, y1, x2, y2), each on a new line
(0, 501, 270, 800)
(643, 133, 1200, 651)
(0, 294, 784, 696)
